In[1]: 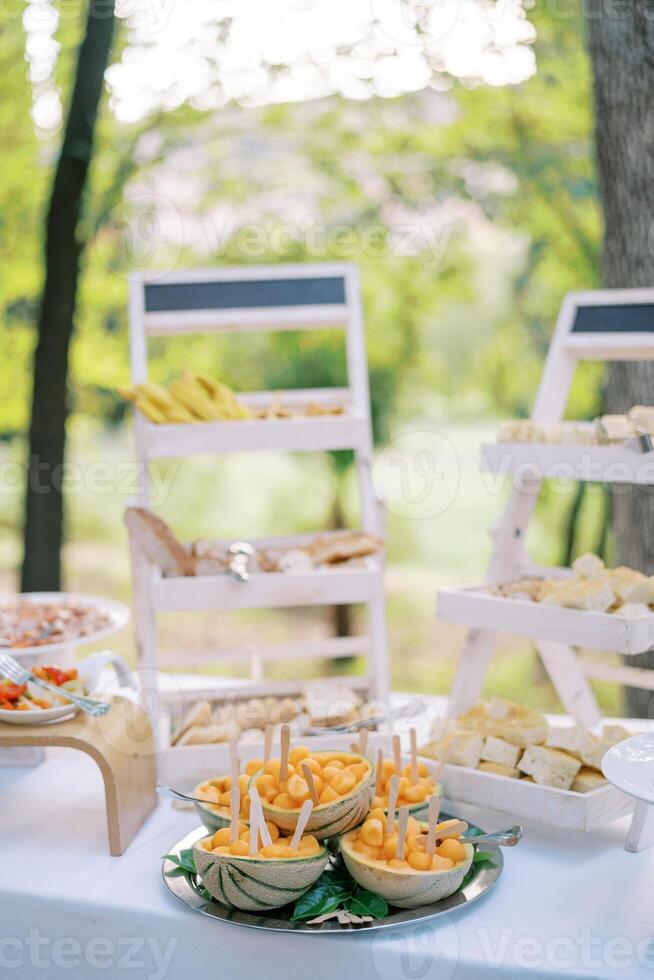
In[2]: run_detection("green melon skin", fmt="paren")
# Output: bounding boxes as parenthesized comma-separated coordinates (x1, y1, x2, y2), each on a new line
(192, 781, 234, 834)
(340, 832, 473, 909)
(193, 839, 329, 912)
(256, 754, 374, 841)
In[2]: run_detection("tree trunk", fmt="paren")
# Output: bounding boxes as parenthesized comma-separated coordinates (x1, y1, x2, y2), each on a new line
(586, 2, 654, 716)
(21, 0, 116, 591)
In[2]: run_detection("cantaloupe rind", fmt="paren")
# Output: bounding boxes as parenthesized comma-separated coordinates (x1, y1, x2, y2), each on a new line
(193, 837, 329, 911)
(340, 826, 473, 909)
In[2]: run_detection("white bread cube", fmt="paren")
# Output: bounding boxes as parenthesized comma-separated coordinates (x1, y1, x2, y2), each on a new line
(572, 552, 605, 579)
(480, 735, 522, 769)
(546, 726, 588, 759)
(597, 414, 634, 442)
(579, 733, 613, 770)
(518, 745, 582, 790)
(629, 405, 654, 432)
(571, 767, 607, 793)
(477, 761, 521, 779)
(540, 578, 615, 613)
(616, 602, 651, 618)
(601, 724, 633, 745)
(431, 732, 483, 769)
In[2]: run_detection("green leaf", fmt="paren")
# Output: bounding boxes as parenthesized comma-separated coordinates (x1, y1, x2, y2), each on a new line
(291, 871, 353, 921)
(348, 890, 388, 919)
(472, 851, 497, 868)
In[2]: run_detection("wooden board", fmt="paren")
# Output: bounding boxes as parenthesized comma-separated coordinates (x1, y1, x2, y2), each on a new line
(0, 696, 157, 855)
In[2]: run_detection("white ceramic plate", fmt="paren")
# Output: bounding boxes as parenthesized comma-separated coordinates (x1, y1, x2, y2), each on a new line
(602, 733, 654, 805)
(0, 650, 135, 726)
(0, 592, 129, 657)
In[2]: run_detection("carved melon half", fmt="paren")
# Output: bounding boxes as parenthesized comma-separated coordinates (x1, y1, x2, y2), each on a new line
(340, 827, 473, 909)
(192, 782, 233, 834)
(256, 752, 374, 840)
(193, 837, 329, 912)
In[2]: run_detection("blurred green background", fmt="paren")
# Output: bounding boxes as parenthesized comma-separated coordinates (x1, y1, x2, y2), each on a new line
(0, 3, 624, 714)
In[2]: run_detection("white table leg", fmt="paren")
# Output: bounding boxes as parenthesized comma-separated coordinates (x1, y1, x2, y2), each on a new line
(625, 799, 654, 852)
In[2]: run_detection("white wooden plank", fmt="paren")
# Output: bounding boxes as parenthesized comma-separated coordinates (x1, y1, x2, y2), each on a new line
(432, 762, 633, 831)
(156, 636, 371, 667)
(157, 674, 371, 709)
(144, 305, 349, 335)
(132, 261, 356, 286)
(153, 565, 381, 612)
(581, 660, 654, 691)
(482, 442, 654, 485)
(438, 585, 654, 655)
(142, 414, 369, 457)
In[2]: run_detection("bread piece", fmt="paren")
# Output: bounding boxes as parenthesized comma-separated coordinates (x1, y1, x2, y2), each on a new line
(456, 697, 548, 747)
(601, 724, 633, 745)
(572, 552, 605, 580)
(571, 767, 607, 793)
(540, 578, 615, 613)
(546, 726, 588, 760)
(172, 699, 213, 745)
(518, 745, 582, 790)
(616, 602, 651, 618)
(477, 761, 521, 779)
(629, 405, 654, 433)
(497, 578, 544, 602)
(579, 733, 613, 770)
(597, 414, 634, 443)
(124, 507, 196, 576)
(427, 732, 484, 769)
(480, 735, 522, 769)
(607, 567, 647, 602)
(309, 532, 383, 565)
(175, 724, 231, 746)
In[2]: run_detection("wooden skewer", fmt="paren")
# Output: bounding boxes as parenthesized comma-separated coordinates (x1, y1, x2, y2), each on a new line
(435, 819, 468, 841)
(392, 734, 402, 774)
(410, 728, 419, 784)
(249, 787, 272, 847)
(301, 762, 320, 805)
(374, 748, 384, 798)
(230, 787, 240, 843)
(385, 774, 399, 834)
(350, 741, 358, 753)
(263, 724, 273, 764)
(229, 739, 239, 788)
(290, 800, 313, 851)
(396, 806, 409, 860)
(358, 728, 368, 757)
(279, 724, 290, 783)
(426, 794, 439, 856)
(248, 791, 260, 856)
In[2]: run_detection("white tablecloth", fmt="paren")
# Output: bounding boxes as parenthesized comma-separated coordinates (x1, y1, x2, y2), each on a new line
(1, 745, 653, 980)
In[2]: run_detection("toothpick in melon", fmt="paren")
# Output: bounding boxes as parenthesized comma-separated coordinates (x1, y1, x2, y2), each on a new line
(248, 791, 260, 856)
(230, 787, 240, 843)
(396, 805, 409, 860)
(263, 724, 273, 764)
(279, 723, 290, 783)
(375, 747, 384, 798)
(301, 761, 320, 806)
(426, 794, 439, 856)
(392, 734, 402, 774)
(249, 787, 272, 847)
(385, 774, 400, 834)
(290, 799, 313, 851)
(358, 727, 368, 757)
(409, 728, 419, 784)
(229, 739, 239, 789)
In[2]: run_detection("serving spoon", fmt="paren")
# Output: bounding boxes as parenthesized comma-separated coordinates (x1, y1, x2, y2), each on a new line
(157, 785, 219, 806)
(465, 824, 523, 847)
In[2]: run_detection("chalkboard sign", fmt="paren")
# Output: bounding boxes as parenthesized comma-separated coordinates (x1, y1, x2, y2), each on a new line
(144, 276, 346, 314)
(572, 303, 654, 334)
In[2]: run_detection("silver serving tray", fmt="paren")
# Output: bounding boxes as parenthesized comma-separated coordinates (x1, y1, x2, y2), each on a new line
(161, 816, 503, 934)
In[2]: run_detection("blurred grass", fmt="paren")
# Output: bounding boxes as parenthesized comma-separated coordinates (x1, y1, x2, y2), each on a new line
(0, 419, 625, 716)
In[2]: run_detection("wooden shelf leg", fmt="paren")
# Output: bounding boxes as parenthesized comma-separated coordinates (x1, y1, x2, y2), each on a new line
(535, 640, 603, 727)
(449, 629, 497, 719)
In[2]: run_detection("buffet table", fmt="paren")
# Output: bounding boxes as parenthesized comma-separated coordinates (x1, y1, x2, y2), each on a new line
(2, 732, 653, 980)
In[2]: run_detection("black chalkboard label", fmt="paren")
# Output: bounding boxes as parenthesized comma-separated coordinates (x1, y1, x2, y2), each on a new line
(145, 277, 346, 313)
(572, 304, 654, 334)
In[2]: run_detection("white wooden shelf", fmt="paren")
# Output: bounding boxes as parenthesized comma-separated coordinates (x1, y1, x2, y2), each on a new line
(139, 412, 368, 458)
(481, 440, 654, 484)
(433, 761, 633, 831)
(153, 562, 382, 612)
(438, 584, 654, 654)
